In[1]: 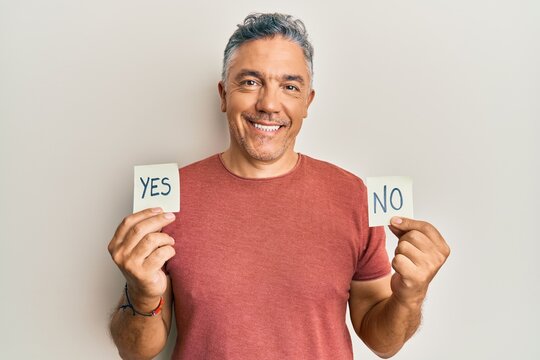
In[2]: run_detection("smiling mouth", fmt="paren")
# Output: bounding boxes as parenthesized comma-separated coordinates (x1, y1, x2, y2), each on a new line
(247, 120, 284, 133)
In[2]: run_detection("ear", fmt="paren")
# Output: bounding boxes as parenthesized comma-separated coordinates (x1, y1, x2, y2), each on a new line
(303, 89, 315, 118)
(218, 81, 227, 112)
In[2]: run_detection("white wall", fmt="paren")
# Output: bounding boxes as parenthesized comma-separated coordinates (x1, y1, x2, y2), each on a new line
(1, 1, 538, 359)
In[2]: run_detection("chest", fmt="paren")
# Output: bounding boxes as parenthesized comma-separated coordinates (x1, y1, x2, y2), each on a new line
(166, 189, 360, 309)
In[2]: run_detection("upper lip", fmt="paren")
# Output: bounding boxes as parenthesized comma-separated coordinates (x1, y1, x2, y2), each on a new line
(250, 121, 283, 126)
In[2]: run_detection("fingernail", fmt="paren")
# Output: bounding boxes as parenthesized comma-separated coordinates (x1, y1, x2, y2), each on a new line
(164, 212, 175, 220)
(391, 217, 403, 225)
(151, 207, 163, 213)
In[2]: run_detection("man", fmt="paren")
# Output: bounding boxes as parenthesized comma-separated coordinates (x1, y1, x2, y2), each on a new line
(108, 13, 450, 359)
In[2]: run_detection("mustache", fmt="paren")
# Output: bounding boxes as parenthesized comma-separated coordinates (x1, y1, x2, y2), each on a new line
(242, 112, 288, 126)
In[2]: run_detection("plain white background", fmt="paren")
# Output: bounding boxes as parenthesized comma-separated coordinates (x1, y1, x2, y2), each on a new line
(1, 1, 538, 359)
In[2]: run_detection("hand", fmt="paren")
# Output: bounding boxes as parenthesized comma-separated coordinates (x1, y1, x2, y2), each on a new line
(108, 207, 176, 311)
(388, 217, 450, 308)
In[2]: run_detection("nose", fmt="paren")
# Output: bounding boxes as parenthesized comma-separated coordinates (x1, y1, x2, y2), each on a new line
(256, 86, 281, 114)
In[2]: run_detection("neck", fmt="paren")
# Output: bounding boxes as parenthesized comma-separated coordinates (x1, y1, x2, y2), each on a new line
(220, 147, 299, 179)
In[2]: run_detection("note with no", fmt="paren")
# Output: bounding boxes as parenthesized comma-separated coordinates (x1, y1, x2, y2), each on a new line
(366, 176, 413, 227)
(133, 163, 180, 213)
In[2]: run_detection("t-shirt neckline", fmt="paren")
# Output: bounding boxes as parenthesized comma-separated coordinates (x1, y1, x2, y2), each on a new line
(217, 152, 303, 182)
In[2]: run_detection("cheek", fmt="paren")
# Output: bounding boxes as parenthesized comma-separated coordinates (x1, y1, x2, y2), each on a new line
(227, 115, 243, 135)
(228, 92, 258, 111)
(283, 99, 309, 122)
(225, 98, 245, 127)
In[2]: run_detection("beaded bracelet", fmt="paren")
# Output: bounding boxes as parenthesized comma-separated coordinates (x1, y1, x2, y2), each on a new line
(119, 283, 164, 317)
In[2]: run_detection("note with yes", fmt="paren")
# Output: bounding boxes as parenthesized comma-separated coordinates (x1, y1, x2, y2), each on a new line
(133, 163, 180, 213)
(366, 176, 413, 227)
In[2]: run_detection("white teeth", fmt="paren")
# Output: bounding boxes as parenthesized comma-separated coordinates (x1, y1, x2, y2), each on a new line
(253, 122, 280, 132)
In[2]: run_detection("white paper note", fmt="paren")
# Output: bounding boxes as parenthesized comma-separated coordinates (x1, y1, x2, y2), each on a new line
(133, 163, 180, 213)
(366, 176, 413, 227)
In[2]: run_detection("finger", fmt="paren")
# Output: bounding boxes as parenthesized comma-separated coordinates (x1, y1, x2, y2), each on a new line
(122, 212, 176, 253)
(391, 221, 449, 258)
(131, 233, 175, 262)
(401, 218, 449, 256)
(391, 253, 416, 277)
(109, 207, 164, 251)
(388, 224, 406, 239)
(394, 240, 425, 267)
(143, 245, 176, 272)
(398, 230, 437, 254)
(390, 217, 444, 246)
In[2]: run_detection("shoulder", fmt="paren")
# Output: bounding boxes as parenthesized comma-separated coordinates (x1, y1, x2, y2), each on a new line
(179, 154, 220, 175)
(301, 154, 367, 191)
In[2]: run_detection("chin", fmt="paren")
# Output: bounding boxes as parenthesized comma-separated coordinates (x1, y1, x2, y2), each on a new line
(246, 150, 281, 162)
(244, 145, 286, 162)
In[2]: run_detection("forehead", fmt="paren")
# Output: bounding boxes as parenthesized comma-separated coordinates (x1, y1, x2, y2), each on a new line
(228, 36, 309, 80)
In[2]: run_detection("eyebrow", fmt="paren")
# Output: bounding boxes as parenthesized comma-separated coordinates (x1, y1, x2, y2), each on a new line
(235, 69, 306, 85)
(235, 69, 263, 82)
(281, 74, 305, 85)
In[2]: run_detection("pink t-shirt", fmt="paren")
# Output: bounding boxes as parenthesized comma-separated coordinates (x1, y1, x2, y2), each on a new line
(163, 153, 390, 359)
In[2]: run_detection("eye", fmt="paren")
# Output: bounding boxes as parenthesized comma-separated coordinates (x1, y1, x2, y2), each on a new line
(285, 84, 299, 92)
(241, 79, 258, 86)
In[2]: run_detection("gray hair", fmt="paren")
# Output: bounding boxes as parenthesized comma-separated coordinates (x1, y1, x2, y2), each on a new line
(221, 13, 314, 87)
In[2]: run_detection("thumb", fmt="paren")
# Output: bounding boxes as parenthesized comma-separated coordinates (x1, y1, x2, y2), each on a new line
(388, 216, 407, 239)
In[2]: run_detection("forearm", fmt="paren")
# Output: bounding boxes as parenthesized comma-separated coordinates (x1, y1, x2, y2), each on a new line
(109, 295, 169, 360)
(358, 295, 422, 358)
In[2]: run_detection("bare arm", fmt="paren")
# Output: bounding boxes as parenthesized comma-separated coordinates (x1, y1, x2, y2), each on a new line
(349, 276, 421, 358)
(349, 217, 450, 358)
(109, 277, 173, 360)
(107, 208, 177, 359)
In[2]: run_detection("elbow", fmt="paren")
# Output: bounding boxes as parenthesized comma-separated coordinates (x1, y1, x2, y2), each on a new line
(114, 336, 166, 360)
(117, 349, 160, 360)
(367, 340, 405, 359)
(358, 329, 403, 359)
(109, 322, 167, 360)
(374, 350, 399, 359)
(367, 343, 402, 359)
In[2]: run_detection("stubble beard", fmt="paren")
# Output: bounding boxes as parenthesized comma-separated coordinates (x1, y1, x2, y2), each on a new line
(239, 133, 289, 162)
(231, 112, 292, 162)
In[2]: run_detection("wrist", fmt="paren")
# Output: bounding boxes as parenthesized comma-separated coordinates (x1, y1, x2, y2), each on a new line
(121, 283, 164, 316)
(391, 292, 425, 312)
(128, 295, 161, 312)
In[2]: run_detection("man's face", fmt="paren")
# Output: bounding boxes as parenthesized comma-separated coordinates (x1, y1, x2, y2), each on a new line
(218, 36, 315, 162)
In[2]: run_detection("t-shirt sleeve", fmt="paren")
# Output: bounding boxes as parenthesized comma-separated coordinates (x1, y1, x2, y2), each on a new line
(352, 225, 391, 281)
